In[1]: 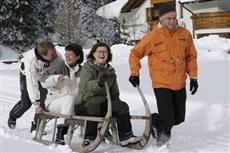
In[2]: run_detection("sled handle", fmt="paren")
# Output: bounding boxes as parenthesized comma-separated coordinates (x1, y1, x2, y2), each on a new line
(136, 85, 151, 113)
(104, 81, 112, 118)
(134, 85, 152, 149)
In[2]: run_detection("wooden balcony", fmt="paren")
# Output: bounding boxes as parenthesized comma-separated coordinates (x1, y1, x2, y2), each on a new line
(192, 12, 230, 30)
(150, 0, 174, 5)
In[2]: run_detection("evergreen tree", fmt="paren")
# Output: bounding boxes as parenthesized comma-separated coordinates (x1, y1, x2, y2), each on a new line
(0, 0, 57, 52)
(78, 0, 116, 47)
(0, 0, 36, 52)
(31, 0, 57, 41)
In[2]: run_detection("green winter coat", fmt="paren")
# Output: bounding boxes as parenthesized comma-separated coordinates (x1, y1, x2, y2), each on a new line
(76, 59, 120, 105)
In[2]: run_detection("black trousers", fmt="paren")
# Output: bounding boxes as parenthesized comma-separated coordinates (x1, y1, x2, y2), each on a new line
(9, 72, 47, 122)
(75, 100, 133, 141)
(153, 87, 186, 136)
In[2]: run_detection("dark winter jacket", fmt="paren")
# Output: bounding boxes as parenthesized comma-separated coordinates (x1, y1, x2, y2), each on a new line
(76, 59, 120, 105)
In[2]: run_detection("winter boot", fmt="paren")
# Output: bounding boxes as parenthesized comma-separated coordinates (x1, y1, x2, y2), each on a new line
(151, 113, 159, 138)
(156, 131, 170, 147)
(55, 126, 67, 145)
(120, 135, 141, 147)
(8, 112, 16, 129)
(30, 121, 37, 133)
(55, 125, 68, 145)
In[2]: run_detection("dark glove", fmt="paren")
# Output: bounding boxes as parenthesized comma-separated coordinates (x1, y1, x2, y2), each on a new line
(98, 72, 109, 87)
(190, 79, 198, 95)
(129, 76, 139, 87)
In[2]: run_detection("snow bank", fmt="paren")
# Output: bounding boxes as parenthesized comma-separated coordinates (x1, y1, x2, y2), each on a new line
(194, 35, 230, 61)
(0, 46, 18, 61)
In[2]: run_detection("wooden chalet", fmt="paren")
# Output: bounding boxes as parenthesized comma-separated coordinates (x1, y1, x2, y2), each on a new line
(120, 0, 230, 40)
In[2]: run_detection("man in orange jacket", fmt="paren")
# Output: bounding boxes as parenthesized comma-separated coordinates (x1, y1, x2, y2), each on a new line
(128, 3, 198, 147)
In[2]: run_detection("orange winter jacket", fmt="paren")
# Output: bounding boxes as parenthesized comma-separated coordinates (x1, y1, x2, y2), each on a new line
(129, 26, 197, 90)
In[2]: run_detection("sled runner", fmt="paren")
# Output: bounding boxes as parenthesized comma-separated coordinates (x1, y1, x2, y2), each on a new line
(33, 83, 152, 152)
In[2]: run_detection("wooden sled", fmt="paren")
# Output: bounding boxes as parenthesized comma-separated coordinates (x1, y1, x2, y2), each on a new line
(105, 85, 152, 149)
(33, 83, 152, 152)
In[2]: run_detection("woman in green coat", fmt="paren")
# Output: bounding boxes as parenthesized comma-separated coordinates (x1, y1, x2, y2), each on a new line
(75, 42, 140, 147)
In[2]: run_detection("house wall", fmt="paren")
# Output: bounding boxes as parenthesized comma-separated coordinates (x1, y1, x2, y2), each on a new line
(119, 0, 151, 41)
(120, 0, 230, 41)
(176, 0, 193, 35)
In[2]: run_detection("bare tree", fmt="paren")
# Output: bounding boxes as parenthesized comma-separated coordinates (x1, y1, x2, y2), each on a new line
(54, 0, 81, 45)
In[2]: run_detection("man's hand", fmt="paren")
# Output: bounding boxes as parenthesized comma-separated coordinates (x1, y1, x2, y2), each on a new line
(35, 105, 44, 114)
(57, 74, 65, 83)
(99, 72, 109, 82)
(190, 79, 198, 95)
(129, 76, 139, 87)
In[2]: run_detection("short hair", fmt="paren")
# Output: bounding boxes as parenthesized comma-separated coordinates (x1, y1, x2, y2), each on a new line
(36, 41, 55, 55)
(65, 43, 84, 64)
(87, 42, 112, 63)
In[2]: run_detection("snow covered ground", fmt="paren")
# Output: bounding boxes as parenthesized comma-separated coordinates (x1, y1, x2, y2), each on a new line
(0, 35, 230, 153)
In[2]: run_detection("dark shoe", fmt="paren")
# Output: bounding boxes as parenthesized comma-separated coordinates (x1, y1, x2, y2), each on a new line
(8, 113, 16, 129)
(156, 131, 170, 147)
(151, 113, 159, 139)
(120, 135, 141, 147)
(151, 125, 158, 139)
(30, 121, 37, 132)
(82, 139, 93, 147)
(55, 126, 66, 145)
(55, 139, 65, 145)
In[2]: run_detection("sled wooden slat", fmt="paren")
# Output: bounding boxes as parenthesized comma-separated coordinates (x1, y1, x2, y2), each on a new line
(131, 115, 151, 120)
(42, 111, 107, 123)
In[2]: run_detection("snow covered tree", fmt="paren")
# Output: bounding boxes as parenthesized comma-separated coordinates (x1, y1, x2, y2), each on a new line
(0, 0, 116, 51)
(0, 0, 36, 52)
(53, 0, 116, 47)
(0, 0, 57, 52)
(54, 0, 81, 45)
(80, 0, 117, 47)
(31, 0, 57, 41)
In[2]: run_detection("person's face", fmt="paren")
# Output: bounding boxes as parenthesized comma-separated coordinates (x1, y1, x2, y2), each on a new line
(93, 46, 108, 65)
(161, 15, 178, 30)
(42, 48, 57, 61)
(65, 50, 79, 66)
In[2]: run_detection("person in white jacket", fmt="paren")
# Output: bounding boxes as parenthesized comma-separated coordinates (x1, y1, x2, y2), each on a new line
(8, 41, 63, 132)
(41, 43, 84, 145)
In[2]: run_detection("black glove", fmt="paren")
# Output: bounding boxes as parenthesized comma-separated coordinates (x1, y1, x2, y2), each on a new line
(129, 76, 139, 87)
(190, 79, 198, 95)
(98, 72, 109, 87)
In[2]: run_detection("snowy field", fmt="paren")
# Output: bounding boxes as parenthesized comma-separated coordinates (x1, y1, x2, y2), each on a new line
(0, 35, 230, 153)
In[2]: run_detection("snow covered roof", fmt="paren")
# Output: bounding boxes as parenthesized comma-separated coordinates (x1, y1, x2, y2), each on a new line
(96, 0, 128, 19)
(179, 0, 215, 3)
(179, 0, 230, 13)
(179, 0, 196, 3)
(121, 0, 144, 13)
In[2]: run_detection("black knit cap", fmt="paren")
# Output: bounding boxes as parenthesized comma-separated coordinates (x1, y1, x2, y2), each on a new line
(158, 3, 176, 20)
